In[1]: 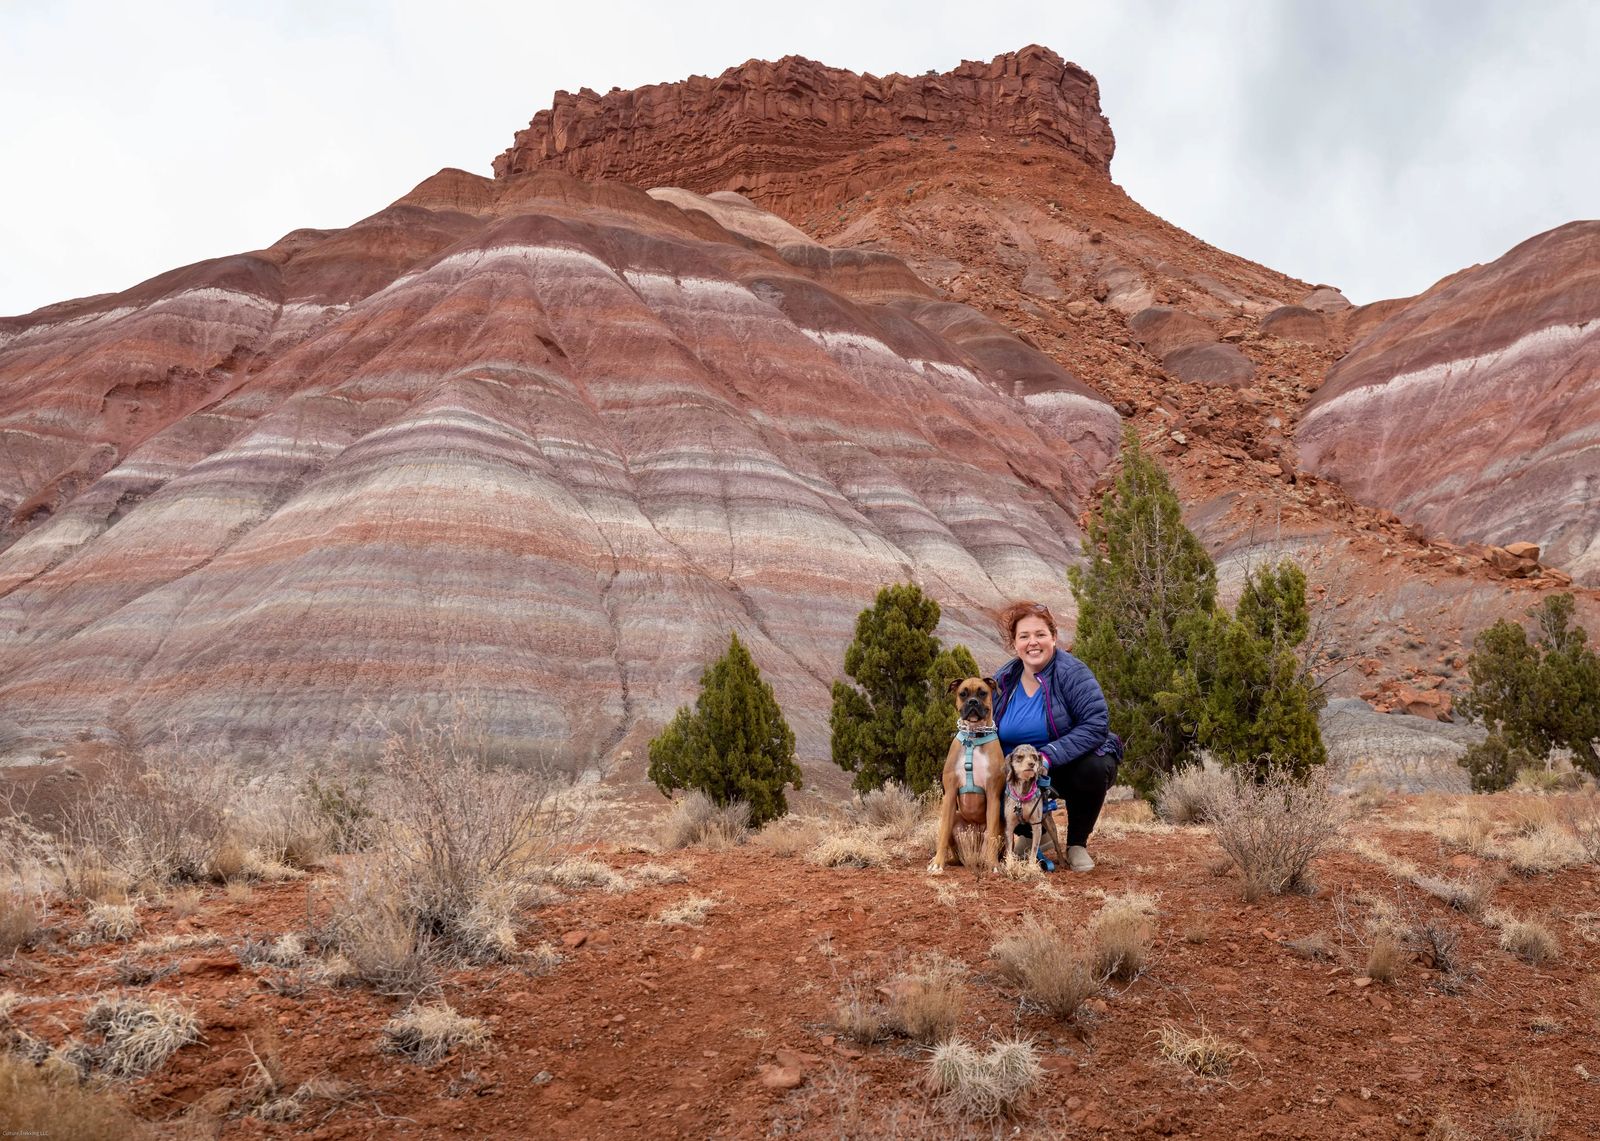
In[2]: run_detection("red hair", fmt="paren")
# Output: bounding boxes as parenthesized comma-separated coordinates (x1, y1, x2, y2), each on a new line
(998, 600, 1057, 644)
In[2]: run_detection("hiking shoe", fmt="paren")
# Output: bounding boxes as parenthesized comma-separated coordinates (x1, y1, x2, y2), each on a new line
(1066, 845, 1095, 873)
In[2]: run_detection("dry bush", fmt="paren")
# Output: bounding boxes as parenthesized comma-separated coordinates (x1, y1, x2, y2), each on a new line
(1348, 782, 1389, 815)
(84, 995, 202, 1078)
(882, 953, 968, 1044)
(164, 887, 203, 919)
(853, 782, 926, 832)
(1508, 798, 1560, 836)
(381, 1002, 488, 1065)
(1493, 915, 1562, 966)
(527, 941, 564, 973)
(655, 791, 750, 851)
(653, 895, 716, 927)
(1204, 767, 1341, 900)
(1501, 1069, 1557, 1140)
(325, 705, 571, 986)
(809, 830, 892, 869)
(752, 815, 823, 858)
(1414, 921, 1463, 975)
(0, 1052, 148, 1139)
(925, 1036, 1041, 1121)
(537, 857, 628, 893)
(991, 913, 1099, 1018)
(1153, 1021, 1247, 1080)
(998, 854, 1044, 882)
(1365, 928, 1404, 983)
(61, 742, 239, 888)
(326, 860, 430, 992)
(226, 785, 333, 874)
(1561, 792, 1600, 863)
(1155, 765, 1231, 824)
(1087, 892, 1157, 981)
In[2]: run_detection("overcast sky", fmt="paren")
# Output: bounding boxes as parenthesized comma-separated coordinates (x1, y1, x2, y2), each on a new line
(3, 1, 1596, 317)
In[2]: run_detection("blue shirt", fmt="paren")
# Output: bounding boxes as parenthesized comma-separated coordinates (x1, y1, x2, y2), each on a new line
(997, 681, 1050, 754)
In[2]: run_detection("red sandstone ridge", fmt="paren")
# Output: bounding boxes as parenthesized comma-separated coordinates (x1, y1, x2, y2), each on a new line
(493, 46, 1114, 199)
(1298, 222, 1600, 583)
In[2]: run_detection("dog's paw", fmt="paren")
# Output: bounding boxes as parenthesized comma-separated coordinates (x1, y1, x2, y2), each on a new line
(926, 860, 946, 875)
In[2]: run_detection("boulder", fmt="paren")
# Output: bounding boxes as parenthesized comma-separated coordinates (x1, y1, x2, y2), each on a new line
(1259, 305, 1330, 344)
(1162, 342, 1256, 387)
(1300, 286, 1352, 313)
(1128, 306, 1215, 358)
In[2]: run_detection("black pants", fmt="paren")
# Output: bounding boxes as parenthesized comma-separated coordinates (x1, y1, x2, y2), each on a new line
(1014, 750, 1119, 849)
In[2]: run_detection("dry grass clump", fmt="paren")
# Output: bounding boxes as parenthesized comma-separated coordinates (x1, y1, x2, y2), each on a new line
(654, 895, 716, 927)
(1414, 871, 1495, 916)
(381, 1002, 489, 1065)
(1490, 913, 1562, 966)
(925, 1036, 1042, 1121)
(1501, 1068, 1557, 1140)
(1503, 822, 1586, 874)
(1086, 892, 1158, 981)
(1204, 767, 1341, 900)
(853, 782, 926, 832)
(752, 815, 824, 858)
(1364, 928, 1405, 983)
(656, 792, 750, 851)
(809, 829, 892, 869)
(79, 902, 140, 945)
(991, 913, 1099, 1018)
(831, 975, 888, 1044)
(882, 953, 968, 1044)
(537, 856, 628, 893)
(236, 933, 307, 969)
(1155, 765, 1231, 824)
(1284, 931, 1335, 961)
(1435, 802, 1497, 855)
(629, 862, 688, 885)
(83, 994, 202, 1078)
(0, 881, 43, 952)
(0, 1052, 148, 1139)
(1153, 1021, 1248, 1080)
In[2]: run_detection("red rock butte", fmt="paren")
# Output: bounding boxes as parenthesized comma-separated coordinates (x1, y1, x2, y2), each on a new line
(493, 45, 1115, 205)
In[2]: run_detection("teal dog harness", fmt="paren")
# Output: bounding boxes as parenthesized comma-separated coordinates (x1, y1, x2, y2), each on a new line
(954, 726, 999, 794)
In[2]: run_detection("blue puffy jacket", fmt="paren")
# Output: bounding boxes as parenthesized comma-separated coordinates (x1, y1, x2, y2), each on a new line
(992, 650, 1110, 772)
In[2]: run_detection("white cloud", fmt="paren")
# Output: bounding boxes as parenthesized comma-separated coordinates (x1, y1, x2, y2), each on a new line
(1, 0, 1594, 316)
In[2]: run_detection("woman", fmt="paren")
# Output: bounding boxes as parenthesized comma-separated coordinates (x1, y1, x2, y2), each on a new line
(992, 600, 1117, 872)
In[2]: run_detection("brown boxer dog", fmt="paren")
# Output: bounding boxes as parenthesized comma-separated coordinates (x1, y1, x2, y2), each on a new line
(927, 676, 1006, 874)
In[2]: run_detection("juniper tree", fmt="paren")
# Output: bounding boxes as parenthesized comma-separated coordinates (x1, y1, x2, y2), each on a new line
(647, 633, 801, 826)
(1069, 428, 1217, 794)
(1162, 561, 1326, 780)
(1459, 593, 1600, 786)
(830, 583, 979, 794)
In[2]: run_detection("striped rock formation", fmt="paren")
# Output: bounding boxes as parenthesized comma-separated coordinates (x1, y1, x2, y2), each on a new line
(1298, 222, 1600, 583)
(0, 171, 1118, 775)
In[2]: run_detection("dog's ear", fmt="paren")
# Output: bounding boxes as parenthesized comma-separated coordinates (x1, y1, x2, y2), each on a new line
(947, 677, 963, 695)
(982, 677, 998, 693)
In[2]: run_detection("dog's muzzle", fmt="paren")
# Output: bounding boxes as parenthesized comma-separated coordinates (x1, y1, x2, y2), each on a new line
(960, 698, 989, 722)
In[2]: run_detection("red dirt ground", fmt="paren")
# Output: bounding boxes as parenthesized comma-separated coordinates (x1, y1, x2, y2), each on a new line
(3, 795, 1598, 1139)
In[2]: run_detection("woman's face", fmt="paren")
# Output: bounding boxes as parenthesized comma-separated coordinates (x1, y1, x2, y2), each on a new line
(1012, 615, 1056, 671)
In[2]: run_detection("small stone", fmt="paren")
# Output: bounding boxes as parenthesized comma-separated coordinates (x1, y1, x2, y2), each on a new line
(1353, 977, 1373, 988)
(561, 931, 588, 948)
(758, 1064, 804, 1090)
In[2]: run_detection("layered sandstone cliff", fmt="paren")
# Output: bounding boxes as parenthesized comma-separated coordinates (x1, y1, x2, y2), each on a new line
(1299, 222, 1600, 583)
(0, 170, 1117, 774)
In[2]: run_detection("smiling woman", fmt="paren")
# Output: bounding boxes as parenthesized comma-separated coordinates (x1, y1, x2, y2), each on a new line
(991, 600, 1117, 872)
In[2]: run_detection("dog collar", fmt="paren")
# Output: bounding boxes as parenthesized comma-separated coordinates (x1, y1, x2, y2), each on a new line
(1007, 780, 1040, 804)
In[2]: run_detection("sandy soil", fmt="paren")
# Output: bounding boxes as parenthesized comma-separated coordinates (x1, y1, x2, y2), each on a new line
(3, 795, 1598, 1139)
